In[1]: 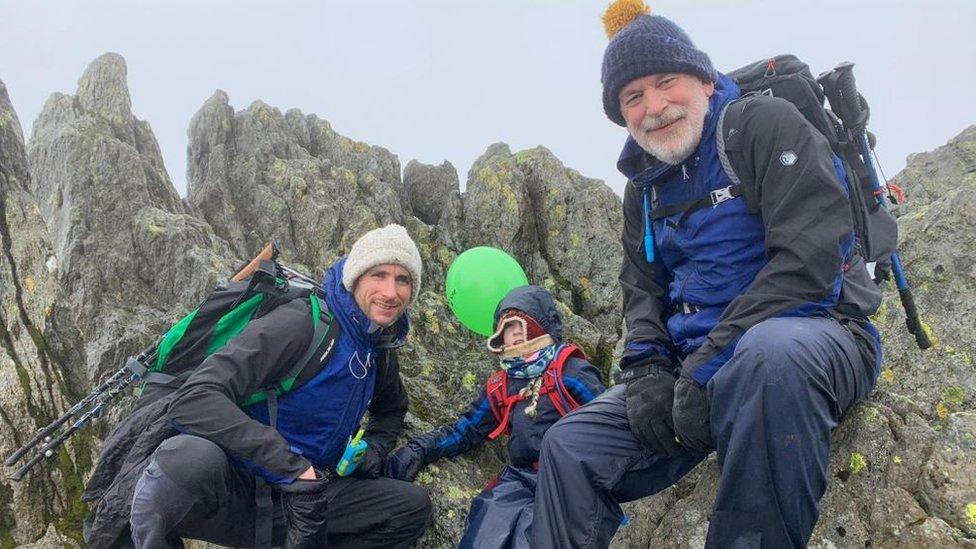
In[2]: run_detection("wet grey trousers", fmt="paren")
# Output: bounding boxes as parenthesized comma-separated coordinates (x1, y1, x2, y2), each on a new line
(531, 316, 878, 548)
(129, 434, 432, 549)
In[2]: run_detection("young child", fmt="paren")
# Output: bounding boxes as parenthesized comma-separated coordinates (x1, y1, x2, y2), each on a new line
(386, 284, 606, 549)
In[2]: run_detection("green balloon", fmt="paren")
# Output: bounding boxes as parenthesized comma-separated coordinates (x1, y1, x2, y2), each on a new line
(446, 247, 529, 336)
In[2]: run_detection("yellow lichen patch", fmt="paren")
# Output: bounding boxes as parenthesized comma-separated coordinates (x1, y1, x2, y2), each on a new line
(892, 455, 902, 465)
(936, 402, 950, 420)
(880, 368, 895, 383)
(24, 277, 35, 293)
(570, 233, 581, 249)
(869, 297, 890, 322)
(849, 452, 867, 475)
(944, 386, 966, 407)
(462, 371, 477, 392)
(553, 204, 567, 221)
(580, 277, 592, 301)
(919, 319, 938, 348)
(478, 167, 502, 191)
(603, 0, 650, 39)
(148, 223, 165, 236)
(966, 503, 976, 528)
(424, 310, 441, 335)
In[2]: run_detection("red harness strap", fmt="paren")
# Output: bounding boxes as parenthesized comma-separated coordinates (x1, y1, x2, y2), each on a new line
(485, 344, 587, 440)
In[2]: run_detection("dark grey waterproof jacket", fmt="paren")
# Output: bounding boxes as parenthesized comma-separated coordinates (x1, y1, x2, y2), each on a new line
(619, 82, 883, 384)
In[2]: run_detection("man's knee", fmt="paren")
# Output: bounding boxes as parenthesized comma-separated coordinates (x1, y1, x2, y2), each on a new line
(723, 318, 820, 385)
(389, 481, 433, 532)
(539, 410, 586, 459)
(152, 434, 230, 489)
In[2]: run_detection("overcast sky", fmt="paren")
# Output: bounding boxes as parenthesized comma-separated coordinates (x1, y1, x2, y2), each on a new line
(1, 0, 973, 197)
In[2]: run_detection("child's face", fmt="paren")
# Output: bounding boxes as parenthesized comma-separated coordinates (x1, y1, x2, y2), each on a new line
(502, 321, 526, 347)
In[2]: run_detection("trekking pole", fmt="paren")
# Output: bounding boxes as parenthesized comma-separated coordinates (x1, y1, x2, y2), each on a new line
(6, 359, 144, 481)
(823, 62, 932, 350)
(4, 349, 154, 480)
(4, 242, 308, 480)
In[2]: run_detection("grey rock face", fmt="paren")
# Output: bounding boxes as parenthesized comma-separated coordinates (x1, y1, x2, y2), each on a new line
(187, 92, 406, 277)
(27, 52, 236, 380)
(2, 55, 236, 545)
(402, 159, 462, 227)
(462, 143, 624, 360)
(0, 77, 78, 546)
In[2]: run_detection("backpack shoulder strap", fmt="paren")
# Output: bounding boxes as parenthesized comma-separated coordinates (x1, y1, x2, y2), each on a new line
(241, 293, 340, 407)
(486, 370, 515, 440)
(716, 99, 743, 189)
(485, 370, 507, 423)
(543, 344, 587, 416)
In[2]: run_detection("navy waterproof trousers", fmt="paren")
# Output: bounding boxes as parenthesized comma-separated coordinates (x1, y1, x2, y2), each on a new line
(531, 317, 878, 548)
(458, 465, 537, 549)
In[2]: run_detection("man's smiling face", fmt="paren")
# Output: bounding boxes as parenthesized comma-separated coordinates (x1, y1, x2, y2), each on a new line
(352, 263, 412, 326)
(619, 72, 715, 165)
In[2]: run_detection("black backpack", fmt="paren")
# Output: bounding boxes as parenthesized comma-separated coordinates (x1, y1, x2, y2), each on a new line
(720, 54, 899, 279)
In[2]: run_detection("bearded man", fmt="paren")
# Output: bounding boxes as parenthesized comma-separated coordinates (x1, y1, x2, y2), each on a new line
(530, 2, 883, 548)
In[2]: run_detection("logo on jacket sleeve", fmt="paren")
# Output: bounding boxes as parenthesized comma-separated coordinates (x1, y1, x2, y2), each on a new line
(780, 150, 798, 166)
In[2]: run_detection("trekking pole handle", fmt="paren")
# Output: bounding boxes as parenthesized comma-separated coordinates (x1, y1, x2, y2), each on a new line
(830, 62, 870, 132)
(232, 242, 278, 282)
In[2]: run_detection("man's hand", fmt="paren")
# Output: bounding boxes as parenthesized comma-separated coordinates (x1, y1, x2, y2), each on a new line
(673, 376, 713, 454)
(350, 443, 386, 479)
(386, 440, 427, 482)
(280, 470, 330, 548)
(621, 358, 682, 457)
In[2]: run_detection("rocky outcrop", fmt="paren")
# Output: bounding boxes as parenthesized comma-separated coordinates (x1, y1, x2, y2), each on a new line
(26, 53, 237, 381)
(0, 77, 79, 546)
(186, 91, 406, 275)
(463, 143, 624, 347)
(1, 54, 236, 545)
(0, 53, 973, 548)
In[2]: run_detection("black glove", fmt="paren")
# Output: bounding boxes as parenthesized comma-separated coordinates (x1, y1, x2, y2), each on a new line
(618, 357, 682, 457)
(279, 471, 330, 549)
(673, 376, 713, 454)
(350, 442, 386, 479)
(385, 440, 427, 482)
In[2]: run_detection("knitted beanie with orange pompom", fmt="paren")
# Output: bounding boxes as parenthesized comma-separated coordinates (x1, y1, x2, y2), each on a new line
(601, 0, 715, 126)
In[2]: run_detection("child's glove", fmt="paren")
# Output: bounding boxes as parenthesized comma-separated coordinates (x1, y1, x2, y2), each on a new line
(386, 440, 427, 482)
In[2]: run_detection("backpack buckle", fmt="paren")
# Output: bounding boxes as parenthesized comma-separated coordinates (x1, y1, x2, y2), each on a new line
(710, 186, 735, 206)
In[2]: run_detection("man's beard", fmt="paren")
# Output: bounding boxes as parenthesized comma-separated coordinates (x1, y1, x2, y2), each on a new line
(628, 91, 710, 165)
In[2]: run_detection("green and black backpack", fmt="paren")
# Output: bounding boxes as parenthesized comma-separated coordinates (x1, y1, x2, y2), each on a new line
(131, 248, 340, 410)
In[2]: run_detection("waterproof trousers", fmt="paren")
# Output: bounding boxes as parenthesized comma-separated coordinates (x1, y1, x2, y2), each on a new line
(129, 434, 432, 549)
(532, 317, 878, 548)
(458, 465, 537, 549)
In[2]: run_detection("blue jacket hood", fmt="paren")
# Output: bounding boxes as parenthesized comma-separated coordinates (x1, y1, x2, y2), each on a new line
(492, 285, 563, 342)
(616, 72, 740, 181)
(322, 257, 409, 349)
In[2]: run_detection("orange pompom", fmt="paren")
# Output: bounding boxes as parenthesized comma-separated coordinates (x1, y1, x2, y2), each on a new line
(603, 0, 651, 39)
